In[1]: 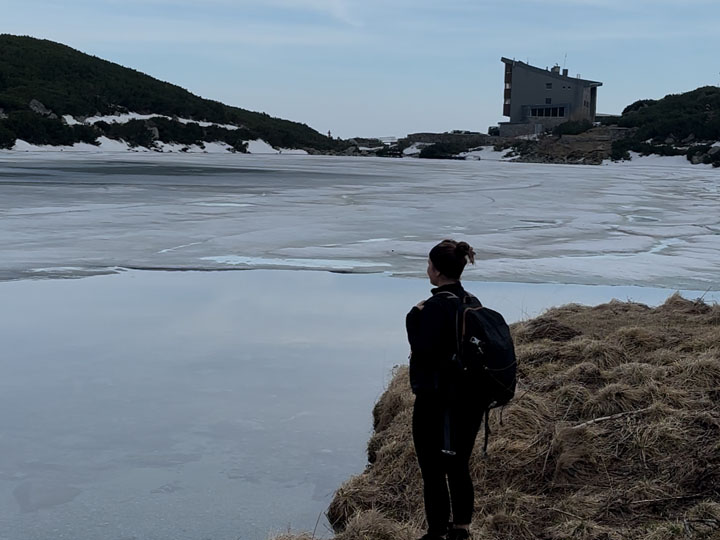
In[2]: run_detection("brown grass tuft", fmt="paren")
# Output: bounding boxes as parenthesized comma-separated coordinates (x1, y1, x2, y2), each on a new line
(514, 316, 582, 343)
(335, 509, 417, 540)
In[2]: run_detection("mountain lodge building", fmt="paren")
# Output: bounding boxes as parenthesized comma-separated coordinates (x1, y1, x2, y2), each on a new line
(499, 57, 602, 137)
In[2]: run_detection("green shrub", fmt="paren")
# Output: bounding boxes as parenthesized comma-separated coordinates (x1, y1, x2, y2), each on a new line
(686, 144, 711, 160)
(0, 121, 16, 148)
(610, 138, 685, 161)
(622, 99, 657, 115)
(553, 119, 592, 136)
(618, 86, 720, 141)
(95, 120, 154, 148)
(2, 111, 77, 145)
(418, 142, 467, 159)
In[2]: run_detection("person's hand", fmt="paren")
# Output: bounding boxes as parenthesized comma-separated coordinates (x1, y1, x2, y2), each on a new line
(415, 300, 425, 311)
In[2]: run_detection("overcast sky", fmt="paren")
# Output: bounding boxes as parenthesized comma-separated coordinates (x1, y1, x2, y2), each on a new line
(3, 0, 720, 138)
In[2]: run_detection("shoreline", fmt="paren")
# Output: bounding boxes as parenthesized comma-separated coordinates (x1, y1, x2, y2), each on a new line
(4, 265, 719, 305)
(1, 140, 717, 169)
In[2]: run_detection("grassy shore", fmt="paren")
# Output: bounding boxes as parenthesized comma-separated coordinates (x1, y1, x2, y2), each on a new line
(280, 294, 720, 540)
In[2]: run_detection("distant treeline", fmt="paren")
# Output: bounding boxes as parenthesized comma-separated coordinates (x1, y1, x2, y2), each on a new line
(0, 34, 339, 150)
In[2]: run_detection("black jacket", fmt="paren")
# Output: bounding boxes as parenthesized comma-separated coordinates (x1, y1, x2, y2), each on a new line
(406, 282, 468, 395)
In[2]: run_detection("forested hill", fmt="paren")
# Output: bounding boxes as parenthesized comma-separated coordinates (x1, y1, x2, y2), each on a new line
(0, 34, 339, 151)
(603, 86, 720, 165)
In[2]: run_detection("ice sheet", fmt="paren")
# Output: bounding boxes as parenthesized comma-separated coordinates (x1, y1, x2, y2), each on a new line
(0, 154, 718, 290)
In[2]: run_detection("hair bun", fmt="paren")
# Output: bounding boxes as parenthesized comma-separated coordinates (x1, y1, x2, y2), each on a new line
(455, 241, 476, 264)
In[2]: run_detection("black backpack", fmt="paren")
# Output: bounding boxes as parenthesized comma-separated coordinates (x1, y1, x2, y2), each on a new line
(438, 291, 517, 455)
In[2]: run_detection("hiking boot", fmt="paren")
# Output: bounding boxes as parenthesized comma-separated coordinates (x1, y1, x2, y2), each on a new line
(447, 528, 470, 540)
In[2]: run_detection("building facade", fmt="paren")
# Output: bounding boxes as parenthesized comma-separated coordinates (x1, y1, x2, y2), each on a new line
(500, 57, 602, 137)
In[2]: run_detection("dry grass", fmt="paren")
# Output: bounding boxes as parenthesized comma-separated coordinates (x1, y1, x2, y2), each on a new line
(278, 294, 720, 540)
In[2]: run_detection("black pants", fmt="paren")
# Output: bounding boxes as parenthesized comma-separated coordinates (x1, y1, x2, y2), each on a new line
(412, 393, 483, 536)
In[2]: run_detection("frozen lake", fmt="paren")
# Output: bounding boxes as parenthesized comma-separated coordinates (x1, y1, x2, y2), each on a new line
(1, 152, 719, 288)
(0, 154, 718, 540)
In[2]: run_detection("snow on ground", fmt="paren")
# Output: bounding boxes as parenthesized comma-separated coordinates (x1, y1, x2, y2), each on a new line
(154, 141, 234, 153)
(96, 136, 138, 151)
(246, 139, 279, 154)
(62, 114, 81, 126)
(78, 112, 241, 131)
(3, 138, 298, 154)
(402, 143, 427, 156)
(602, 151, 714, 167)
(7, 138, 153, 153)
(458, 145, 511, 161)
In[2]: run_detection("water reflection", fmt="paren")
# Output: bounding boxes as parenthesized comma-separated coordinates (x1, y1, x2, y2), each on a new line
(0, 270, 716, 540)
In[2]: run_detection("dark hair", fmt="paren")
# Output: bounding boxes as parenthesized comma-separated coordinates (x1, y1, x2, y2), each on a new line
(429, 239, 476, 280)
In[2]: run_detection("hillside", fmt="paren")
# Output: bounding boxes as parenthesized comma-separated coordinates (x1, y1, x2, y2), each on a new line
(607, 86, 720, 165)
(0, 34, 339, 151)
(288, 295, 719, 540)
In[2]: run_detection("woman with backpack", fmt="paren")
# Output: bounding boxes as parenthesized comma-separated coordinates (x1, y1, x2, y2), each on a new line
(406, 239, 483, 540)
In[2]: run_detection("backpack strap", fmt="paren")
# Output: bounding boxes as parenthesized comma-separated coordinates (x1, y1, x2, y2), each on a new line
(482, 408, 491, 457)
(441, 407, 456, 456)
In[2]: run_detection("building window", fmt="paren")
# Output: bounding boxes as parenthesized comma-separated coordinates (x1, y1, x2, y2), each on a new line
(531, 108, 538, 116)
(559, 107, 565, 117)
(545, 98, 552, 104)
(546, 83, 552, 89)
(551, 107, 558, 117)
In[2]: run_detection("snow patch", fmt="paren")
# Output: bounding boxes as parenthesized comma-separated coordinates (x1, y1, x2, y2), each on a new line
(403, 143, 427, 156)
(83, 112, 241, 131)
(96, 137, 134, 151)
(154, 141, 234, 153)
(460, 145, 511, 162)
(246, 139, 279, 154)
(602, 152, 713, 167)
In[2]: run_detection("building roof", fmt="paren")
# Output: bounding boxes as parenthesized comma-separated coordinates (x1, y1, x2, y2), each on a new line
(501, 57, 602, 87)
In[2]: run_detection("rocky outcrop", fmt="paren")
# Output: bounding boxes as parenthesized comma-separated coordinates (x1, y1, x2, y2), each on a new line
(28, 99, 57, 119)
(499, 127, 617, 165)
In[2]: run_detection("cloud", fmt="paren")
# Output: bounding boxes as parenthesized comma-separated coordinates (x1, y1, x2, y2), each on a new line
(1, 1, 365, 48)
(113, 0, 363, 26)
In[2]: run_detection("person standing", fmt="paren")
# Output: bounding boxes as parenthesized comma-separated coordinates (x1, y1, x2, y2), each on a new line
(406, 239, 484, 540)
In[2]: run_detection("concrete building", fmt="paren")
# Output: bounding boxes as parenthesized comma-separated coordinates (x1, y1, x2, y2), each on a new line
(499, 57, 602, 137)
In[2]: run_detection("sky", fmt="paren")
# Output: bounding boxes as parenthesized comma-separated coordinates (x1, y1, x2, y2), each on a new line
(3, 0, 720, 139)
